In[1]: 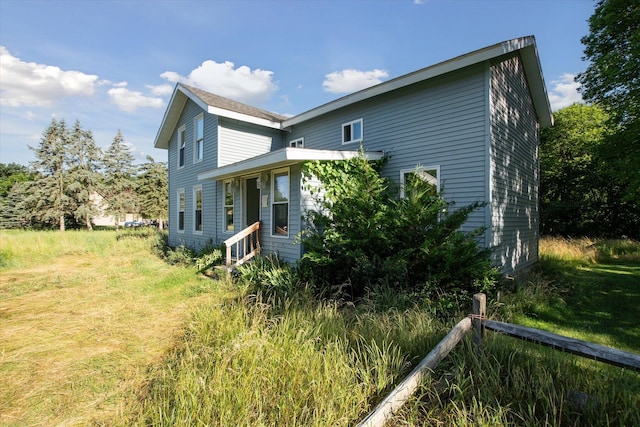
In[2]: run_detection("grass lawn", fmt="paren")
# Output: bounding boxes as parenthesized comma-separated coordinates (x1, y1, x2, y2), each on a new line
(0, 229, 220, 426)
(508, 238, 640, 352)
(1, 232, 638, 426)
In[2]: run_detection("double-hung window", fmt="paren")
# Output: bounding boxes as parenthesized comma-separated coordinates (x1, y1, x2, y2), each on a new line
(224, 180, 234, 233)
(400, 166, 440, 198)
(194, 185, 203, 233)
(194, 114, 204, 162)
(177, 189, 185, 232)
(342, 118, 363, 144)
(178, 125, 186, 168)
(271, 169, 289, 236)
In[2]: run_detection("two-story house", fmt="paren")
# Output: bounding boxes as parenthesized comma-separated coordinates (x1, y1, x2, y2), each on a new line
(154, 36, 553, 274)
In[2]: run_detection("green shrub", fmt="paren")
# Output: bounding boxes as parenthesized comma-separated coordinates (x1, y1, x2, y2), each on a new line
(299, 151, 497, 305)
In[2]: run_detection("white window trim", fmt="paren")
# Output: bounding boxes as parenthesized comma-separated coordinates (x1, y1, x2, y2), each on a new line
(177, 188, 185, 233)
(194, 114, 204, 163)
(342, 118, 363, 145)
(270, 167, 290, 238)
(289, 137, 304, 148)
(177, 125, 186, 169)
(399, 165, 440, 198)
(223, 180, 234, 234)
(193, 185, 203, 235)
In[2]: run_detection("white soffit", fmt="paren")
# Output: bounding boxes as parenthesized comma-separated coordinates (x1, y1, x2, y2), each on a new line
(198, 148, 385, 181)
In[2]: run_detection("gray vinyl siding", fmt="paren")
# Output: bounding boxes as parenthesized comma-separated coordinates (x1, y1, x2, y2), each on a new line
(489, 54, 540, 274)
(288, 65, 490, 245)
(218, 118, 284, 167)
(167, 99, 219, 250)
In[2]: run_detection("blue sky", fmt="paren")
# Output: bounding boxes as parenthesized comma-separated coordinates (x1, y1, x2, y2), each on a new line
(1, 0, 595, 166)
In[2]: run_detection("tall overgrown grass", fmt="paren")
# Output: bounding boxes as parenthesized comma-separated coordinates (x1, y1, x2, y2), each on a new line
(124, 239, 640, 426)
(3, 231, 638, 426)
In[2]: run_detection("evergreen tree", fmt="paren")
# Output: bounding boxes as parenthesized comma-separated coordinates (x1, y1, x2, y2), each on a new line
(102, 130, 138, 226)
(137, 156, 168, 228)
(0, 181, 32, 229)
(67, 120, 103, 230)
(28, 118, 72, 231)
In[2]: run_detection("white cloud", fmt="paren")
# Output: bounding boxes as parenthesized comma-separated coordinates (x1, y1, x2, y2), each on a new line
(548, 73, 583, 111)
(322, 69, 389, 94)
(147, 83, 174, 96)
(107, 83, 165, 112)
(0, 46, 99, 107)
(161, 60, 277, 106)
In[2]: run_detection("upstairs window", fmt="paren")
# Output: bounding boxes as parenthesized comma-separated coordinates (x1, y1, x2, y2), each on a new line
(177, 189, 185, 232)
(400, 166, 440, 198)
(194, 185, 203, 233)
(224, 180, 234, 233)
(178, 126, 186, 168)
(194, 114, 204, 162)
(289, 138, 304, 148)
(271, 169, 289, 237)
(342, 118, 363, 144)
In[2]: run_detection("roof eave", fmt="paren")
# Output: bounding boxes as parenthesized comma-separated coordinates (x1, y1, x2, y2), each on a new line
(154, 84, 283, 150)
(283, 36, 553, 129)
(197, 148, 385, 181)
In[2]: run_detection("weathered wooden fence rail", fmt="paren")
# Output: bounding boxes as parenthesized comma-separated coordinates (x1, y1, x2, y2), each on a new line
(357, 293, 640, 427)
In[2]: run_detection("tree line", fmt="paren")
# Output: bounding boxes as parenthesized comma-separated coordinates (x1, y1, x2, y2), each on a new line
(541, 0, 639, 239)
(0, 118, 168, 231)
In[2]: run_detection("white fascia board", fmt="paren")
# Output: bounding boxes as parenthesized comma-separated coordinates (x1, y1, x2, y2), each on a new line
(207, 105, 282, 129)
(153, 85, 187, 149)
(519, 44, 554, 128)
(198, 148, 384, 181)
(283, 37, 537, 128)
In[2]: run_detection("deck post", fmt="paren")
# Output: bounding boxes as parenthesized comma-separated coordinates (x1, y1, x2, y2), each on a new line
(472, 293, 486, 347)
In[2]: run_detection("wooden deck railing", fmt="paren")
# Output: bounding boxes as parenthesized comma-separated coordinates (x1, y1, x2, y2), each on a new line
(223, 221, 261, 270)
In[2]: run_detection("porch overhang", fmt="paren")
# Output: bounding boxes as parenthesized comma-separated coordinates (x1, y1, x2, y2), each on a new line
(197, 147, 385, 181)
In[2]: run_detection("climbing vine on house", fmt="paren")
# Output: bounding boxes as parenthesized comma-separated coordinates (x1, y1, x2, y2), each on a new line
(299, 151, 497, 304)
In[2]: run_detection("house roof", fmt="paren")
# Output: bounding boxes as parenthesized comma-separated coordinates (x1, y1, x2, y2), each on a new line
(282, 36, 553, 129)
(154, 36, 552, 150)
(154, 84, 287, 149)
(197, 148, 385, 181)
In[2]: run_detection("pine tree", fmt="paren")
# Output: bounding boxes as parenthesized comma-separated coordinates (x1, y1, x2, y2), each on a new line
(102, 130, 138, 226)
(67, 120, 103, 230)
(0, 181, 32, 229)
(28, 118, 72, 231)
(137, 156, 168, 228)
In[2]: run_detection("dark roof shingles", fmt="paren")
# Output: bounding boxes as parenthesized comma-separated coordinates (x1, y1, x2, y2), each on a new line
(181, 83, 287, 123)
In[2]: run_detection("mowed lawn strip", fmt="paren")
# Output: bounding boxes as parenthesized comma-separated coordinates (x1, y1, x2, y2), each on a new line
(511, 238, 640, 353)
(0, 230, 219, 426)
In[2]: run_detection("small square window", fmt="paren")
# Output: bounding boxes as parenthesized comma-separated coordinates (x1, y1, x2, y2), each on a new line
(400, 166, 440, 198)
(342, 119, 363, 144)
(289, 138, 304, 148)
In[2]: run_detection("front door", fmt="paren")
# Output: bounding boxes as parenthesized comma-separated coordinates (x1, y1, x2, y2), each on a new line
(245, 177, 261, 227)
